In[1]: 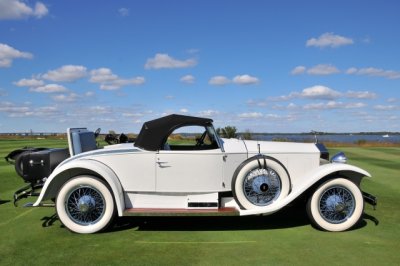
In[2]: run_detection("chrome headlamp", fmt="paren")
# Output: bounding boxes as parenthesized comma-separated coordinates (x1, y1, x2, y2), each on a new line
(331, 152, 347, 164)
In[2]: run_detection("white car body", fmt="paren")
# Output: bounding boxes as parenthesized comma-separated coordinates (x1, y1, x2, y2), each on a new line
(28, 114, 375, 233)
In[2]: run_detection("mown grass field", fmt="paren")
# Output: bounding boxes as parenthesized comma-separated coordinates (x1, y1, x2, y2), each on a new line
(0, 139, 399, 265)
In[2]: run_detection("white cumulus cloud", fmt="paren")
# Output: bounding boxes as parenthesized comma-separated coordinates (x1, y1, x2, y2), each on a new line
(307, 64, 340, 75)
(346, 91, 377, 99)
(304, 101, 366, 110)
(307, 102, 340, 110)
(198, 110, 219, 117)
(306, 32, 354, 48)
(52, 93, 79, 102)
(90, 68, 118, 83)
(118, 8, 129, 17)
(373, 105, 398, 111)
(144, 53, 197, 69)
(209, 76, 231, 86)
(233, 74, 259, 85)
(89, 106, 113, 114)
(0, 101, 31, 117)
(99, 77, 145, 90)
(300, 85, 341, 100)
(29, 84, 68, 93)
(291, 64, 339, 75)
(0, 0, 48, 20)
(0, 43, 33, 67)
(238, 112, 263, 119)
(346, 67, 400, 79)
(90, 68, 145, 90)
(346, 67, 358, 74)
(14, 78, 44, 87)
(42, 65, 88, 82)
(180, 75, 195, 84)
(291, 66, 306, 75)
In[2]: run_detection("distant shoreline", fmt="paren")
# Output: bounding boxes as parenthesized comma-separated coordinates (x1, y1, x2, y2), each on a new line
(0, 132, 399, 136)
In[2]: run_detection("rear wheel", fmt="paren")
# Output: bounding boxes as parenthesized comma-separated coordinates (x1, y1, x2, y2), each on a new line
(56, 176, 115, 234)
(307, 178, 364, 232)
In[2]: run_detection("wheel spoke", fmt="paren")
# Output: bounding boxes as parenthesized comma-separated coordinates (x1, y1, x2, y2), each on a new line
(65, 185, 105, 226)
(242, 167, 282, 206)
(318, 185, 355, 224)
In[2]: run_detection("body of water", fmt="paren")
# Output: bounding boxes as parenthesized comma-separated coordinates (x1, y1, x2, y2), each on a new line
(246, 134, 400, 143)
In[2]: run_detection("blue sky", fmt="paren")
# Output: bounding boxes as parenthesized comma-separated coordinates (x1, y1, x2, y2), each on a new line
(0, 0, 399, 133)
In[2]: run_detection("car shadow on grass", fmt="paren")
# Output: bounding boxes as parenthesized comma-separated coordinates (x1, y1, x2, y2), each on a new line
(41, 213, 60, 228)
(110, 204, 311, 232)
(39, 204, 379, 233)
(40, 204, 311, 232)
(109, 208, 379, 233)
(0, 199, 11, 205)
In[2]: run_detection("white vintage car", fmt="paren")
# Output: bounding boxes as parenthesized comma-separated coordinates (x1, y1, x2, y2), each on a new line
(13, 114, 376, 234)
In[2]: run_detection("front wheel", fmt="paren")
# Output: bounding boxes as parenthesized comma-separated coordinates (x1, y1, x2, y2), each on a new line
(56, 176, 115, 234)
(307, 178, 364, 232)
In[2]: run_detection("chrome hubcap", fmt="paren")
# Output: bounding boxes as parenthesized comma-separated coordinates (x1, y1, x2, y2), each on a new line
(78, 195, 96, 213)
(243, 168, 281, 206)
(319, 186, 355, 224)
(65, 186, 105, 226)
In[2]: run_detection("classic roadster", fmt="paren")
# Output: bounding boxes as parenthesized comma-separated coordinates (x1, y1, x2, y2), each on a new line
(8, 114, 376, 233)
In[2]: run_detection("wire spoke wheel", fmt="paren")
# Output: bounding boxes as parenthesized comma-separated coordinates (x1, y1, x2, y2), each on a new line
(65, 186, 106, 225)
(318, 186, 355, 224)
(232, 156, 290, 210)
(243, 168, 282, 206)
(56, 176, 115, 234)
(307, 178, 364, 232)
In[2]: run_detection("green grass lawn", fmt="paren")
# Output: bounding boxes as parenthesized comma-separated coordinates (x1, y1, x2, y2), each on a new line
(0, 140, 399, 265)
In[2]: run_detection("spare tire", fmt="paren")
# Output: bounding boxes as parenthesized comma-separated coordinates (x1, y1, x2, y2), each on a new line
(232, 155, 290, 210)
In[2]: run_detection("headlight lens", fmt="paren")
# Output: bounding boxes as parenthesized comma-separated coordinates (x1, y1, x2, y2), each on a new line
(331, 152, 347, 163)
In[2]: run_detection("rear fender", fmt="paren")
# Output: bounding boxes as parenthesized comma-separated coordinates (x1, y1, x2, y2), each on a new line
(239, 163, 371, 216)
(32, 159, 125, 216)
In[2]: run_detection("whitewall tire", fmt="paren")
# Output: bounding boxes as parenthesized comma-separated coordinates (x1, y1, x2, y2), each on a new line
(56, 176, 115, 234)
(307, 178, 364, 232)
(232, 156, 290, 210)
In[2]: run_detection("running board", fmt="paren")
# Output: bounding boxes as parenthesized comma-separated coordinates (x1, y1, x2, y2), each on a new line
(123, 207, 239, 216)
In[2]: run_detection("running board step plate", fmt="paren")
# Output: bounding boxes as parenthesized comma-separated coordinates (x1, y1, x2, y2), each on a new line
(124, 207, 239, 216)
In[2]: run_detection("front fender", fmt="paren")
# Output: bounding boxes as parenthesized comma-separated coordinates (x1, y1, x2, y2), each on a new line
(297, 162, 371, 187)
(239, 163, 371, 216)
(32, 159, 125, 216)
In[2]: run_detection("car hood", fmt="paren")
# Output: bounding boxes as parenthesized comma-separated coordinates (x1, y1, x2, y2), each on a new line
(244, 139, 319, 154)
(221, 138, 319, 154)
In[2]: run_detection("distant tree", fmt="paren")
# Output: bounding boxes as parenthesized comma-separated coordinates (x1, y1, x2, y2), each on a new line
(217, 126, 237, 138)
(109, 130, 116, 135)
(242, 129, 253, 140)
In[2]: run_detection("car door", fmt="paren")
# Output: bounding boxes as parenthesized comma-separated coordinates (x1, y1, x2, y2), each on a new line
(156, 149, 224, 192)
(155, 125, 224, 192)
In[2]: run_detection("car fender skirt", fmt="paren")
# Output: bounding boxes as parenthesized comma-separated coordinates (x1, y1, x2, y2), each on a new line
(239, 163, 371, 216)
(32, 159, 125, 216)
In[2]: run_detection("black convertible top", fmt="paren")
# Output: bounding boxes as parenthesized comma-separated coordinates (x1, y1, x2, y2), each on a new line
(134, 114, 213, 151)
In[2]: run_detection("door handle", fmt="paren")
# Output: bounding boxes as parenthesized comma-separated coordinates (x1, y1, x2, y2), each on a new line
(156, 161, 169, 168)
